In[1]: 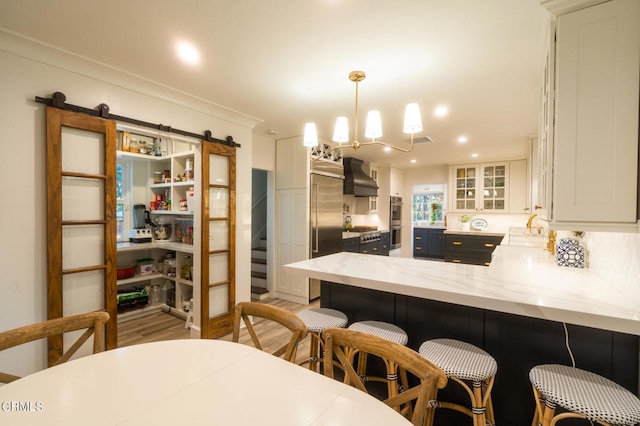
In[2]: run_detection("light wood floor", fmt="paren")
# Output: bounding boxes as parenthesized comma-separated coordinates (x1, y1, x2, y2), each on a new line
(118, 298, 320, 365)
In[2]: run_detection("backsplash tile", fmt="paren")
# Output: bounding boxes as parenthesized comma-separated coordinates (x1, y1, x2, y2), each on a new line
(582, 231, 640, 283)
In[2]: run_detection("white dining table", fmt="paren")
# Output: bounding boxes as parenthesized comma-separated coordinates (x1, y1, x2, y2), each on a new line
(0, 339, 411, 425)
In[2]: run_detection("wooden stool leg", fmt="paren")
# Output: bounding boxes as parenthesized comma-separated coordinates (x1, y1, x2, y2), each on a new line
(308, 332, 320, 372)
(471, 381, 486, 426)
(483, 377, 495, 425)
(540, 398, 556, 426)
(357, 351, 369, 379)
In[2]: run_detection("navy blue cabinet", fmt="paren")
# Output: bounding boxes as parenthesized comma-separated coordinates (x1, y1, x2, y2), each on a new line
(378, 231, 390, 256)
(413, 228, 445, 259)
(343, 233, 389, 256)
(342, 236, 359, 253)
(444, 233, 504, 266)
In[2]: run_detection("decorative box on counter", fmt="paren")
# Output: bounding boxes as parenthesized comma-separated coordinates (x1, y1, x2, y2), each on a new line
(556, 238, 586, 268)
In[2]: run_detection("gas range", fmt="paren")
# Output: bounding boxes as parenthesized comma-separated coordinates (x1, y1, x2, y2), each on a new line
(358, 230, 381, 244)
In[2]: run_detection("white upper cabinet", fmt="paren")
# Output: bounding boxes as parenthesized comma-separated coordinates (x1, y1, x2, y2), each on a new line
(450, 161, 526, 214)
(275, 137, 310, 190)
(543, 0, 640, 230)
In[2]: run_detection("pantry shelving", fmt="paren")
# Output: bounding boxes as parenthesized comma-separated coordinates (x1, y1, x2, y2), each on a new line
(116, 128, 198, 322)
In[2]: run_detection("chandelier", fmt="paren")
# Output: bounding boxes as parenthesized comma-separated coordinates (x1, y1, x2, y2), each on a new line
(303, 70, 423, 159)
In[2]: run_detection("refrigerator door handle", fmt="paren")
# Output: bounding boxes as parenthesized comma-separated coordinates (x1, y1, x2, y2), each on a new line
(312, 182, 319, 254)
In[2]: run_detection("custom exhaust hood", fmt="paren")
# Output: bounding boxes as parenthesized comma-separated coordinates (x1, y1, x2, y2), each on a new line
(343, 157, 378, 197)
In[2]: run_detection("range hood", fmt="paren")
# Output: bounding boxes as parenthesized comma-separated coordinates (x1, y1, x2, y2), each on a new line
(343, 157, 378, 197)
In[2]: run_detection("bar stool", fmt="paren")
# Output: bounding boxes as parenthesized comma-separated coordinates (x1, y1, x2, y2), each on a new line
(347, 320, 409, 397)
(419, 338, 497, 426)
(529, 364, 640, 426)
(297, 308, 348, 372)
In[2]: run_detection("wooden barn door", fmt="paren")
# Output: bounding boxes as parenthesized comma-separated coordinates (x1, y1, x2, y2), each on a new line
(200, 141, 236, 339)
(46, 106, 117, 364)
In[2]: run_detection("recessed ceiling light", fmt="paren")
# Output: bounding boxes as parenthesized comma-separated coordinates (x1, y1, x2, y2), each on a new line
(176, 41, 200, 65)
(458, 136, 468, 143)
(410, 159, 417, 163)
(384, 146, 392, 152)
(434, 105, 448, 117)
(471, 153, 478, 158)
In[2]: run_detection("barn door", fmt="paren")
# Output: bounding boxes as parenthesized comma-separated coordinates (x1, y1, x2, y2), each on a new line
(46, 106, 117, 364)
(200, 141, 236, 339)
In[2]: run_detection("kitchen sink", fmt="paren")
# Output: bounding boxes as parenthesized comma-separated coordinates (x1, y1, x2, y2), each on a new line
(508, 227, 548, 248)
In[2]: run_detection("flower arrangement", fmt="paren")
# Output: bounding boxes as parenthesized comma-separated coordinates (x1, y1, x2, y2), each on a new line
(459, 214, 474, 223)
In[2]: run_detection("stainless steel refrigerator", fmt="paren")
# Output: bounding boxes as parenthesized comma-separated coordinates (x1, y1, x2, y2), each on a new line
(309, 160, 344, 300)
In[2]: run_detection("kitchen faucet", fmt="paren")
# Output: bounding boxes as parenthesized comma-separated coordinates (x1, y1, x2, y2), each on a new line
(526, 213, 538, 229)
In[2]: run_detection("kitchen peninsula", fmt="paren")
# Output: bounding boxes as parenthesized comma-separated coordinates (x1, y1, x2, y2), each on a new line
(284, 248, 640, 425)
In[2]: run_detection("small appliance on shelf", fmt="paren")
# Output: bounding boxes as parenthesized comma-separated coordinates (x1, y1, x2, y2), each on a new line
(129, 204, 152, 243)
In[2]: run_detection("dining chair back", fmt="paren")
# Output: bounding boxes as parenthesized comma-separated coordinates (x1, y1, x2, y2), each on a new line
(323, 327, 448, 426)
(232, 301, 308, 363)
(0, 311, 110, 384)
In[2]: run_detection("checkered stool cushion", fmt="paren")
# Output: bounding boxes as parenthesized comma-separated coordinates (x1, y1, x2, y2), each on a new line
(419, 338, 497, 382)
(348, 321, 408, 345)
(298, 308, 348, 333)
(529, 364, 640, 425)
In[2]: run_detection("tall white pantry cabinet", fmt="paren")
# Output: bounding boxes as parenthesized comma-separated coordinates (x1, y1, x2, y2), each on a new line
(274, 137, 311, 304)
(538, 0, 640, 231)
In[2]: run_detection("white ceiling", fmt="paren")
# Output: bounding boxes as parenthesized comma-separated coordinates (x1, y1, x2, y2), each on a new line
(0, 0, 550, 169)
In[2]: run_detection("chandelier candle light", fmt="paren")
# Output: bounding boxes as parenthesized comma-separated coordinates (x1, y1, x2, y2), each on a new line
(303, 70, 424, 160)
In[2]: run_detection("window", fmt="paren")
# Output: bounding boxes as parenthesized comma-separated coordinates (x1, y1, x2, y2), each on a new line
(115, 162, 131, 242)
(412, 184, 447, 224)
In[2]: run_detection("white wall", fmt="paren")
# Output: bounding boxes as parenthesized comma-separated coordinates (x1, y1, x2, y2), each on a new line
(0, 30, 259, 378)
(252, 133, 276, 171)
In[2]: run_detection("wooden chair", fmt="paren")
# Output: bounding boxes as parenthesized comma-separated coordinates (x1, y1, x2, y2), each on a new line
(0, 311, 110, 384)
(232, 301, 308, 363)
(323, 327, 448, 426)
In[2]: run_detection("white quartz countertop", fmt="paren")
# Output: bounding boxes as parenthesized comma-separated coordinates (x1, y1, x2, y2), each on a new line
(443, 229, 506, 238)
(284, 246, 640, 336)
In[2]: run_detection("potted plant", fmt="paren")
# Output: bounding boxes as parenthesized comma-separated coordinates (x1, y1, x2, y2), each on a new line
(430, 203, 440, 225)
(459, 214, 473, 232)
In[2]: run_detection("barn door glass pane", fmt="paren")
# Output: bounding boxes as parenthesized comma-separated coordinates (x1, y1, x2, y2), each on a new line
(61, 128, 104, 175)
(209, 155, 229, 186)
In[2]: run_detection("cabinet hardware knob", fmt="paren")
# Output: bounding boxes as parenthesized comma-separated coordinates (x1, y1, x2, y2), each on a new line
(415, 236, 422, 240)
(415, 247, 422, 250)
(453, 241, 462, 245)
(452, 259, 461, 263)
(484, 243, 494, 248)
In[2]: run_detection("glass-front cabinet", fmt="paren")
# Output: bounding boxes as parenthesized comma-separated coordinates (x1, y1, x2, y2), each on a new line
(453, 166, 477, 211)
(481, 164, 506, 211)
(450, 163, 508, 213)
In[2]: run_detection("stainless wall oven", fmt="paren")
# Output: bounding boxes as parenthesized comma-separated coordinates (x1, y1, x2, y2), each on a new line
(390, 196, 403, 249)
(390, 196, 402, 226)
(390, 225, 402, 249)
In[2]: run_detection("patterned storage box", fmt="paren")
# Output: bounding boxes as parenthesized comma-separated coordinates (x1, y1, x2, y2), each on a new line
(556, 238, 585, 268)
